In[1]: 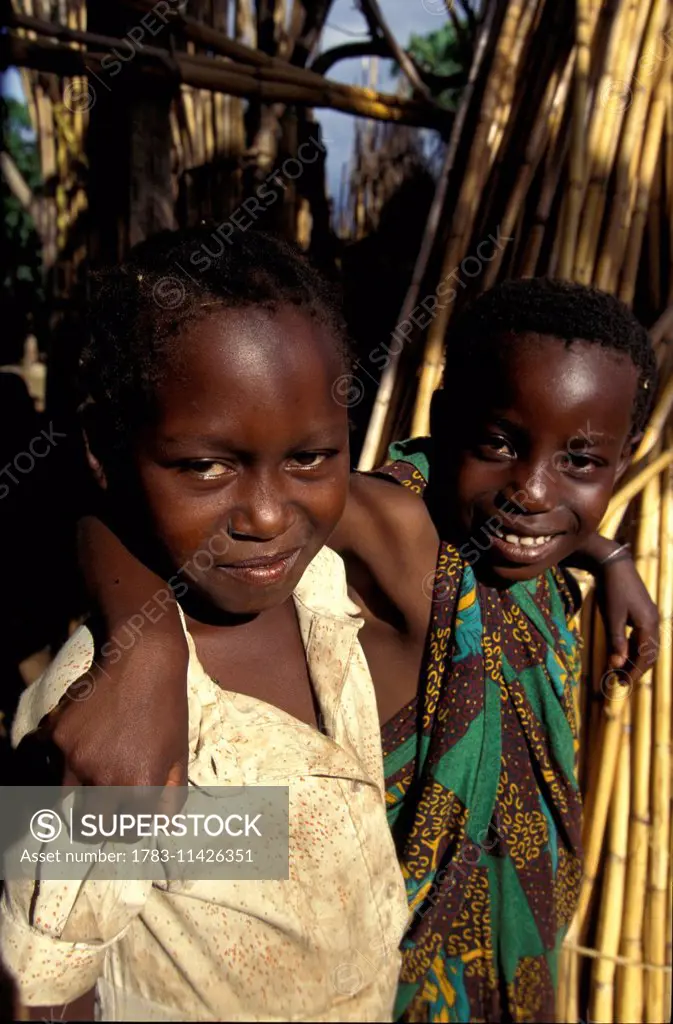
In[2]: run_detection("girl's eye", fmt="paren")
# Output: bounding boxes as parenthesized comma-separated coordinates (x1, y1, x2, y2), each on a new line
(287, 452, 328, 470)
(187, 461, 233, 480)
(478, 434, 516, 459)
(565, 452, 601, 474)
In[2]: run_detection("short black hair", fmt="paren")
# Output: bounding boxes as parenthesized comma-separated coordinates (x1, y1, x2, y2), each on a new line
(80, 225, 350, 448)
(441, 278, 656, 434)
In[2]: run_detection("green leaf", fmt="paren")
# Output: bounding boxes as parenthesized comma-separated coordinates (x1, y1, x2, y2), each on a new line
(392, 20, 471, 99)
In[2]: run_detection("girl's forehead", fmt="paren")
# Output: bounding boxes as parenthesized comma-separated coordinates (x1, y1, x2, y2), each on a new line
(479, 334, 637, 395)
(169, 304, 345, 379)
(456, 336, 638, 440)
(148, 306, 349, 444)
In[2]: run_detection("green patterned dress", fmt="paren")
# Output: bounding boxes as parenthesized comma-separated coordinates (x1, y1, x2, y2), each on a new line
(377, 439, 583, 1023)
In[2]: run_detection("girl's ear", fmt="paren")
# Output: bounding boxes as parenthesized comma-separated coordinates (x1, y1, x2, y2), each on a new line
(82, 428, 108, 490)
(80, 403, 109, 490)
(615, 432, 642, 483)
(429, 388, 447, 439)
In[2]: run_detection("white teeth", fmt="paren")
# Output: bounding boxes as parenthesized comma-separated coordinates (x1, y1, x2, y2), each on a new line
(498, 533, 553, 547)
(491, 526, 553, 548)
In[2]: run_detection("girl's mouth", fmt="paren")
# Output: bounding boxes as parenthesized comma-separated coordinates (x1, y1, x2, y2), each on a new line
(483, 523, 562, 564)
(216, 549, 302, 586)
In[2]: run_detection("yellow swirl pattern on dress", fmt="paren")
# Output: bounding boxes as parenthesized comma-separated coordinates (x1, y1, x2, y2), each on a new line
(400, 930, 444, 981)
(400, 467, 426, 496)
(508, 686, 572, 822)
(508, 957, 545, 1023)
(445, 870, 489, 958)
(404, 782, 464, 881)
(498, 779, 549, 869)
(482, 627, 502, 680)
(424, 624, 451, 726)
(408, 957, 461, 1023)
(553, 845, 582, 927)
(510, 604, 536, 651)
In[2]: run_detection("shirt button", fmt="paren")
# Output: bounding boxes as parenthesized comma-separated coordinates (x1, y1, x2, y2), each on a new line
(352, 781, 362, 793)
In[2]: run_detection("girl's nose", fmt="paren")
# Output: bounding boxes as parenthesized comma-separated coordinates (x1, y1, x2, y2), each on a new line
(227, 476, 296, 541)
(505, 459, 558, 514)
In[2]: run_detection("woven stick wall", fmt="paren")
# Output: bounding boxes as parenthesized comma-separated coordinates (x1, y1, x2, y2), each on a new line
(3, 2, 672, 1022)
(353, 2, 673, 1021)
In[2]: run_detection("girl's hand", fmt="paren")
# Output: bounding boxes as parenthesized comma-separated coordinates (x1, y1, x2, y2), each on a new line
(46, 621, 189, 788)
(569, 533, 660, 683)
(596, 553, 660, 682)
(45, 514, 191, 787)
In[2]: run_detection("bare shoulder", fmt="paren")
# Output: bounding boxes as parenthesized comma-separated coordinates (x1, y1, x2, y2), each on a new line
(329, 472, 438, 640)
(332, 472, 437, 553)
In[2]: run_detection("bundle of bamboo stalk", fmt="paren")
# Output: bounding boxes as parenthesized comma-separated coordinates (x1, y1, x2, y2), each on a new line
(352, 2, 673, 1021)
(556, 376, 673, 1024)
(357, 0, 673, 462)
(5, 6, 447, 129)
(8, 0, 89, 293)
(6, 0, 446, 266)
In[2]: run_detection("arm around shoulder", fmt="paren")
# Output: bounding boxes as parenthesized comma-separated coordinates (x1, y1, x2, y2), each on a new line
(329, 473, 438, 640)
(33, 516, 191, 787)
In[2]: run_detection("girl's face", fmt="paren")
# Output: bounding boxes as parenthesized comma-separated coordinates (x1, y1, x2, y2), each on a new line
(434, 334, 638, 581)
(126, 304, 350, 617)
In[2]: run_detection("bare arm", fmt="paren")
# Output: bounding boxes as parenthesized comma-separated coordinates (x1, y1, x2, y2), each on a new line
(77, 514, 182, 638)
(330, 473, 439, 640)
(564, 531, 624, 571)
(565, 532, 659, 679)
(44, 515, 189, 787)
(45, 479, 437, 784)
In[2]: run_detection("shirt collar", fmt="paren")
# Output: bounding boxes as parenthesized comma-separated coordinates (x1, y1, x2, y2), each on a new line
(179, 546, 365, 726)
(291, 546, 364, 625)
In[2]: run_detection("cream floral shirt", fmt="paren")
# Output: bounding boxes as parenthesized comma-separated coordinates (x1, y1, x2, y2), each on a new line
(0, 547, 409, 1022)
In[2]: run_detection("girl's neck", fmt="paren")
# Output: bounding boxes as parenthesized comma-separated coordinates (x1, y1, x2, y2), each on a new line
(184, 593, 296, 638)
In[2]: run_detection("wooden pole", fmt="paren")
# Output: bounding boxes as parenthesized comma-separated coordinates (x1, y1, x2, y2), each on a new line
(358, 0, 434, 103)
(356, 0, 499, 470)
(83, 3, 175, 263)
(594, 0, 669, 292)
(4, 31, 447, 131)
(589, 706, 631, 1023)
(616, 473, 661, 1023)
(482, 57, 570, 289)
(411, 0, 525, 438)
(619, 63, 670, 306)
(557, 0, 591, 278)
(573, 0, 651, 284)
(645, 461, 672, 1022)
